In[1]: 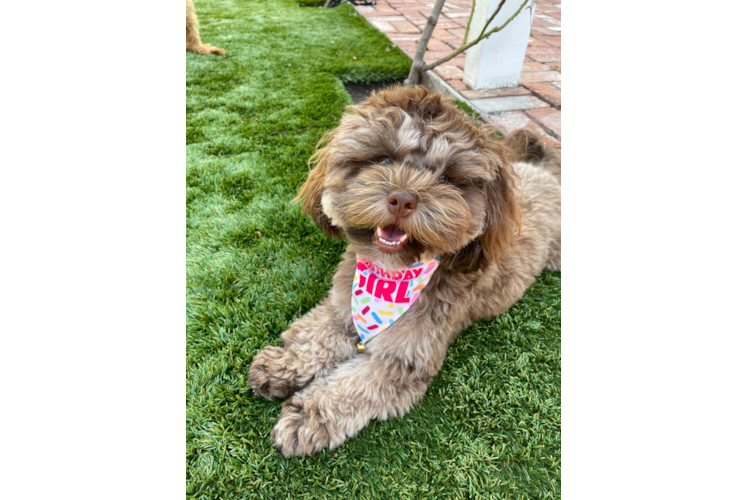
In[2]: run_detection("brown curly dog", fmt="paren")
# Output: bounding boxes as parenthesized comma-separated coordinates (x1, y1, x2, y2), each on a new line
(249, 85, 561, 456)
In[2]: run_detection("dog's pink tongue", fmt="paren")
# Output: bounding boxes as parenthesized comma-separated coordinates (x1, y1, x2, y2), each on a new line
(382, 225, 405, 240)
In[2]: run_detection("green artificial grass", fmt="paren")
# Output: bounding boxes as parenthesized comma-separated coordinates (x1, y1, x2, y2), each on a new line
(186, 1, 561, 498)
(452, 99, 481, 122)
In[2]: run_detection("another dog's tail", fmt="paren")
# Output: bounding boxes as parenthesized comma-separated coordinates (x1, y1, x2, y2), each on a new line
(502, 128, 560, 182)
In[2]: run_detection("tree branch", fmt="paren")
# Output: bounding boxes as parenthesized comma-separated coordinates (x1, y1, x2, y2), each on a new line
(477, 0, 507, 41)
(462, 0, 478, 47)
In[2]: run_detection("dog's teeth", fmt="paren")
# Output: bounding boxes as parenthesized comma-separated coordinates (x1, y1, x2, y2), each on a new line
(379, 237, 399, 246)
(376, 227, 382, 237)
(399, 234, 408, 243)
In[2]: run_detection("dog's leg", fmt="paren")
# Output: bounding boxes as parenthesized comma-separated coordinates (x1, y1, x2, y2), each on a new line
(189, 43, 226, 57)
(186, 0, 204, 53)
(249, 251, 359, 401)
(269, 352, 437, 456)
(248, 298, 357, 401)
(269, 299, 457, 457)
(186, 0, 226, 57)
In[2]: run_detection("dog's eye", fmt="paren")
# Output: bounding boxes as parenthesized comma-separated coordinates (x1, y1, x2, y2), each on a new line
(439, 174, 449, 183)
(378, 156, 390, 164)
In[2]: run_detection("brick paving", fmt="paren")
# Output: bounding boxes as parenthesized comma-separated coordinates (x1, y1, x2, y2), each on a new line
(354, 0, 561, 147)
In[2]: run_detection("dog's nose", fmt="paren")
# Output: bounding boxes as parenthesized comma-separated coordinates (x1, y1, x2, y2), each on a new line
(388, 191, 417, 218)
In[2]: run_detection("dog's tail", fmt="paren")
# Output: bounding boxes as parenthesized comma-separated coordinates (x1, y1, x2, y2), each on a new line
(502, 128, 560, 182)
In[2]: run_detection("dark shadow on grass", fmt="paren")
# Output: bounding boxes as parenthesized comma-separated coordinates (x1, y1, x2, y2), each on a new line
(344, 80, 402, 104)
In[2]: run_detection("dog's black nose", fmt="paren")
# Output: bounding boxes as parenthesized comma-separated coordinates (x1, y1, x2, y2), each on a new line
(388, 191, 417, 218)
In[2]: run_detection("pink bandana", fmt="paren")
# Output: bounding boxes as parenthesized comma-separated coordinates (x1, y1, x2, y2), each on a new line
(351, 255, 441, 345)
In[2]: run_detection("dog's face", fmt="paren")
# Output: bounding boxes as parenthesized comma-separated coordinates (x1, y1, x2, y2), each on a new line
(297, 86, 520, 272)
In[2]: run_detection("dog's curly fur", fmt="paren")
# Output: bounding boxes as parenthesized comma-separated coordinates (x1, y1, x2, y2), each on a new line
(186, 0, 225, 57)
(249, 85, 561, 457)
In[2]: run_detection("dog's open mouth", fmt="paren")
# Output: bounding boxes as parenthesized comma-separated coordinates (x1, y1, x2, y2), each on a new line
(374, 225, 408, 253)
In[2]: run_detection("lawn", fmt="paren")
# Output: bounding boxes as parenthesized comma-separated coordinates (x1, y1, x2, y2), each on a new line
(186, 1, 561, 498)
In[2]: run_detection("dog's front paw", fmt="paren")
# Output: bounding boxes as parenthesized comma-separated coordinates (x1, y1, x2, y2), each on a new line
(270, 396, 332, 457)
(248, 346, 298, 401)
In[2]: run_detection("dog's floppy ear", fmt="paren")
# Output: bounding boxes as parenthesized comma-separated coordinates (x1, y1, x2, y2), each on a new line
(480, 140, 521, 266)
(294, 136, 342, 239)
(441, 140, 521, 273)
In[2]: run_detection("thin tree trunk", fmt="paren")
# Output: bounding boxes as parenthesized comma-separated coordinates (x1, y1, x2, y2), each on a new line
(404, 0, 448, 86)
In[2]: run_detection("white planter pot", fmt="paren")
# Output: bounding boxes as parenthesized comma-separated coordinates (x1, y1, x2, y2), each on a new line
(463, 0, 536, 89)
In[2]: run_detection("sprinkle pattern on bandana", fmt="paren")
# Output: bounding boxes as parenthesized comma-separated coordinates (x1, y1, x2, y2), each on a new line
(351, 255, 441, 344)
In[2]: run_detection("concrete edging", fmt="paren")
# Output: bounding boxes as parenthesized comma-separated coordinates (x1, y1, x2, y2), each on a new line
(421, 70, 491, 124)
(421, 70, 470, 106)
